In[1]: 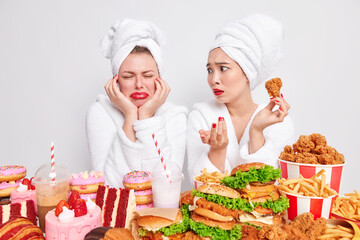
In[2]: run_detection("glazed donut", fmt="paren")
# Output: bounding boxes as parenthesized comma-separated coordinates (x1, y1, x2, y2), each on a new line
(0, 165, 26, 182)
(123, 171, 152, 190)
(136, 202, 153, 210)
(0, 180, 21, 197)
(70, 170, 105, 194)
(134, 189, 153, 205)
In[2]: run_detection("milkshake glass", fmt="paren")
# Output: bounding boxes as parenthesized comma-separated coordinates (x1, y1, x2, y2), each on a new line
(33, 163, 70, 232)
(151, 162, 184, 208)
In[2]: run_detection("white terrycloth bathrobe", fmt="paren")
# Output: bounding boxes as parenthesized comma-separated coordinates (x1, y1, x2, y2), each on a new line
(86, 95, 188, 188)
(187, 99, 295, 184)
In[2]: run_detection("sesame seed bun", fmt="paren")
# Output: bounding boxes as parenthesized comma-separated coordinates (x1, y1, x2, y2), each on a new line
(197, 184, 241, 199)
(230, 162, 266, 176)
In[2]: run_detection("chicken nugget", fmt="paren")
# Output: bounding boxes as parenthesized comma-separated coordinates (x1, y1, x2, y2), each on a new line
(309, 133, 327, 147)
(265, 78, 282, 98)
(293, 135, 315, 153)
(294, 152, 319, 164)
(305, 217, 327, 240)
(279, 145, 295, 162)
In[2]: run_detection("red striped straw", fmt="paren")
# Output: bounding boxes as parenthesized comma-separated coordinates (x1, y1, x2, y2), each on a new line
(50, 142, 55, 181)
(152, 133, 171, 182)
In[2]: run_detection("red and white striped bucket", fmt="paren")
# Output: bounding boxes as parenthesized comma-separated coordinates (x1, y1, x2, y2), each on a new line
(193, 177, 218, 189)
(281, 191, 337, 221)
(193, 178, 204, 189)
(279, 159, 345, 193)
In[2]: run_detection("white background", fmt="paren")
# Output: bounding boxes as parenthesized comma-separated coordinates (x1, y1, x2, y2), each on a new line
(1, 0, 359, 193)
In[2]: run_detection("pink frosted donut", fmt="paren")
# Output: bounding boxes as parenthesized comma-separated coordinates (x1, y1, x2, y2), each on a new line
(123, 171, 152, 190)
(70, 170, 105, 194)
(134, 189, 153, 205)
(0, 165, 26, 182)
(136, 202, 154, 210)
(0, 180, 21, 197)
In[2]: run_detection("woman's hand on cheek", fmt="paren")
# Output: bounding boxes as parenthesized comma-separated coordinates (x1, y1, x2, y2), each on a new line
(251, 95, 290, 132)
(138, 77, 170, 120)
(104, 75, 138, 118)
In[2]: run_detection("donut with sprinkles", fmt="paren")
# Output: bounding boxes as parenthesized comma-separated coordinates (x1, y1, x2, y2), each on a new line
(123, 171, 152, 190)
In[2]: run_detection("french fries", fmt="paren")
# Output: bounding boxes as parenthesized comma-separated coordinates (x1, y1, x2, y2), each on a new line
(194, 168, 229, 183)
(317, 224, 355, 239)
(332, 190, 360, 221)
(278, 169, 338, 198)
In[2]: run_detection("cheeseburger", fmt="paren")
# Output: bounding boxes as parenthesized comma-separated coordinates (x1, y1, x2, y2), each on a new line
(135, 208, 192, 240)
(220, 162, 289, 226)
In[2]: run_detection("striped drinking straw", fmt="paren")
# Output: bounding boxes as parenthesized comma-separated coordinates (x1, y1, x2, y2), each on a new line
(152, 133, 171, 182)
(50, 142, 55, 182)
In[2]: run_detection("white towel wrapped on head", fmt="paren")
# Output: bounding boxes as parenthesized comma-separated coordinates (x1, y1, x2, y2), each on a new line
(100, 19, 165, 76)
(211, 13, 283, 90)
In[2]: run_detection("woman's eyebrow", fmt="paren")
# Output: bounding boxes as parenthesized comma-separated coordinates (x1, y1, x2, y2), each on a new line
(142, 70, 154, 73)
(206, 62, 230, 67)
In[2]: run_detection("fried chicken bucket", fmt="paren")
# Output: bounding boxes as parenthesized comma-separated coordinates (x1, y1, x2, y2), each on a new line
(280, 191, 337, 221)
(279, 160, 345, 193)
(278, 133, 346, 193)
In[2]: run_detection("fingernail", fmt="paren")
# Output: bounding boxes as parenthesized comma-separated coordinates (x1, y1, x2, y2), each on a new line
(270, 97, 274, 100)
(212, 123, 216, 128)
(221, 117, 224, 121)
(276, 100, 280, 103)
(279, 107, 283, 111)
(281, 93, 283, 98)
(200, 135, 204, 138)
(218, 117, 222, 121)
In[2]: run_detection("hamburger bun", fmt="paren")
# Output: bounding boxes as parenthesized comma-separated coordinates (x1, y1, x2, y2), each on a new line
(231, 162, 265, 175)
(137, 210, 182, 229)
(197, 184, 241, 199)
(191, 212, 236, 231)
(194, 207, 234, 222)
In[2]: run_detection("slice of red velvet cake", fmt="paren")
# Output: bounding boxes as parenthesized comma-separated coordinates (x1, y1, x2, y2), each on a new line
(0, 200, 36, 225)
(95, 185, 136, 229)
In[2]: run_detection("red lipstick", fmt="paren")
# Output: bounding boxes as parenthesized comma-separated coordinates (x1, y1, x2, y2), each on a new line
(130, 92, 149, 99)
(213, 88, 224, 96)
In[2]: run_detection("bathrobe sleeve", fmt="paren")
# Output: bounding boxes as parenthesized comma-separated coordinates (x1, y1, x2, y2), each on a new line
(129, 105, 188, 171)
(187, 109, 232, 184)
(85, 102, 117, 172)
(239, 115, 296, 168)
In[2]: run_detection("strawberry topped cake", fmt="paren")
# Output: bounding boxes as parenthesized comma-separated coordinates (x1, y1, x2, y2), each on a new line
(45, 190, 102, 240)
(10, 177, 37, 213)
(70, 170, 104, 201)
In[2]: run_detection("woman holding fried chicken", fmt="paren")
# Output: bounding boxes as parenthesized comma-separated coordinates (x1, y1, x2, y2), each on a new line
(187, 13, 295, 182)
